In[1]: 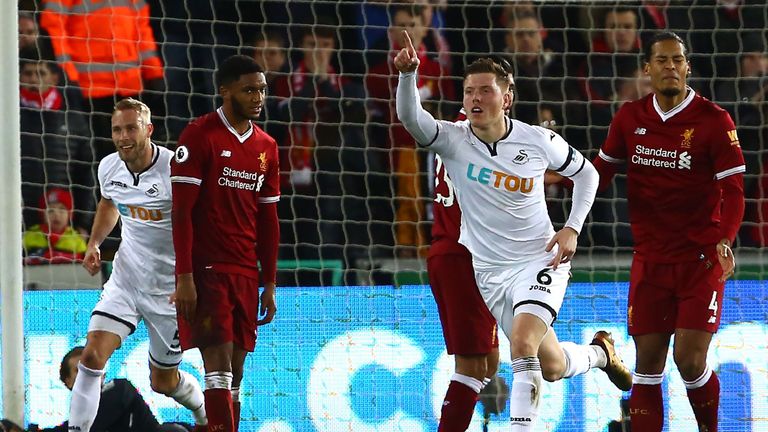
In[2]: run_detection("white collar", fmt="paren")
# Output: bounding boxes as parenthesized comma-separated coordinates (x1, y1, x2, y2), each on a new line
(652, 86, 695, 122)
(217, 107, 253, 143)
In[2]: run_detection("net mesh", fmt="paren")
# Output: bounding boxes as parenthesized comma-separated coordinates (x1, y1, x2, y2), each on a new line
(13, 0, 768, 430)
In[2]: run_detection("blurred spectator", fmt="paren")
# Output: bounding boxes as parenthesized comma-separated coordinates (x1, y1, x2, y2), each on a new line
(416, 0, 451, 70)
(23, 188, 87, 265)
(714, 34, 768, 130)
(367, 3, 454, 257)
(578, 6, 642, 102)
(39, 0, 166, 161)
(713, 34, 768, 246)
(501, 11, 566, 127)
(251, 29, 290, 147)
(19, 12, 40, 52)
(667, 0, 767, 96)
(147, 1, 219, 143)
(272, 21, 368, 273)
(30, 346, 193, 432)
(19, 49, 92, 229)
(638, 0, 670, 45)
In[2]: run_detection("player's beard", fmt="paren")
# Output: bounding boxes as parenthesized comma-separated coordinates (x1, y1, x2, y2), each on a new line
(660, 86, 682, 97)
(231, 96, 258, 121)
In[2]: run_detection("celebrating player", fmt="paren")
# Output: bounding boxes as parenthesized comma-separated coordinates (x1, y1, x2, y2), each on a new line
(394, 31, 632, 431)
(593, 32, 745, 431)
(170, 55, 280, 432)
(71, 98, 206, 432)
(428, 59, 517, 432)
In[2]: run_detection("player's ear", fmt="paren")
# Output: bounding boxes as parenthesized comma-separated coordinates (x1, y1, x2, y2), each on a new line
(643, 62, 651, 76)
(146, 122, 154, 137)
(503, 90, 513, 110)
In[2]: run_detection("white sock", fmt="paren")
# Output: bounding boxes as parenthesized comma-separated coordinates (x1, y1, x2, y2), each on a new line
(589, 344, 608, 369)
(231, 386, 240, 403)
(561, 341, 603, 378)
(170, 370, 207, 425)
(69, 363, 104, 432)
(509, 356, 542, 431)
(683, 365, 712, 390)
(204, 371, 233, 390)
(451, 373, 484, 393)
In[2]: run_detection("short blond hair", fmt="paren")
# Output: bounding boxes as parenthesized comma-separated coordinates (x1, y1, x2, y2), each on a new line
(113, 98, 152, 125)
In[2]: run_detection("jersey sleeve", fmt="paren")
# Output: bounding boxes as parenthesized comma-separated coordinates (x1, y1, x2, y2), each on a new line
(170, 123, 208, 186)
(259, 139, 281, 203)
(598, 106, 628, 164)
(96, 159, 111, 200)
(710, 110, 746, 180)
(542, 128, 587, 177)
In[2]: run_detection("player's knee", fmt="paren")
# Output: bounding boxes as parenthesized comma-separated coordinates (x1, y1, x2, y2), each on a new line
(150, 371, 179, 395)
(456, 355, 487, 380)
(79, 346, 109, 369)
(540, 361, 564, 382)
(673, 353, 707, 381)
(509, 334, 538, 358)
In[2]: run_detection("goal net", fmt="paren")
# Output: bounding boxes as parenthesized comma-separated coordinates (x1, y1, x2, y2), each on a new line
(13, 1, 768, 431)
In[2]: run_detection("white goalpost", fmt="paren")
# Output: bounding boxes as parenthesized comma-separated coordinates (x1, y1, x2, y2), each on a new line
(1, 0, 25, 425)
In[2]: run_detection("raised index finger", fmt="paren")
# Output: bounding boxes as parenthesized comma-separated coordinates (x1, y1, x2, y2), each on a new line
(401, 30, 415, 55)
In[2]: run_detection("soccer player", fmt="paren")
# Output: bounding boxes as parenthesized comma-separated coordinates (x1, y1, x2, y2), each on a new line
(170, 55, 280, 432)
(394, 32, 632, 431)
(429, 59, 516, 432)
(429, 151, 500, 432)
(71, 98, 206, 432)
(593, 32, 745, 431)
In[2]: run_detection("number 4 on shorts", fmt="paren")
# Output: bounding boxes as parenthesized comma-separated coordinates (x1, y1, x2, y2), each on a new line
(707, 291, 718, 324)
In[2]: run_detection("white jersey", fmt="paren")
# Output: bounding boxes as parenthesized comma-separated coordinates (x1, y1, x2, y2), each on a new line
(98, 144, 175, 294)
(398, 71, 597, 269)
(426, 118, 586, 269)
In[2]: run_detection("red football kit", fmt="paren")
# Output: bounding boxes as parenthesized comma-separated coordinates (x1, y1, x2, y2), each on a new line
(428, 150, 498, 355)
(594, 90, 745, 334)
(171, 108, 280, 350)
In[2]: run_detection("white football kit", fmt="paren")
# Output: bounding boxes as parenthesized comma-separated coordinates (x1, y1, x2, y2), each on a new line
(397, 71, 599, 335)
(89, 144, 182, 368)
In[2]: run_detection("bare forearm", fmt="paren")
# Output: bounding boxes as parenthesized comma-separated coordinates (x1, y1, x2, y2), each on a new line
(87, 198, 119, 248)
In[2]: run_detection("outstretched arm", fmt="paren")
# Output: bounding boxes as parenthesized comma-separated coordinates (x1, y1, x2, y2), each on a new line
(394, 30, 439, 146)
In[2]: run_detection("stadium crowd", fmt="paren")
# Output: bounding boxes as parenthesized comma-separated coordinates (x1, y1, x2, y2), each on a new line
(17, 0, 768, 284)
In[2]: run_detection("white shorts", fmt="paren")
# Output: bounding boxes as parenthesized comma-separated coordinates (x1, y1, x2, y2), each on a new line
(89, 278, 182, 369)
(474, 253, 570, 341)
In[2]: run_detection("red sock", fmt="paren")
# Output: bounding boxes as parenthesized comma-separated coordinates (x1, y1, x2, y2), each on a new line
(438, 377, 481, 432)
(233, 401, 241, 432)
(630, 373, 664, 432)
(686, 370, 720, 432)
(204, 388, 234, 432)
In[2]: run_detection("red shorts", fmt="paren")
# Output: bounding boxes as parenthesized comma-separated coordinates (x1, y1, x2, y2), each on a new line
(178, 270, 260, 351)
(428, 253, 499, 355)
(628, 249, 725, 336)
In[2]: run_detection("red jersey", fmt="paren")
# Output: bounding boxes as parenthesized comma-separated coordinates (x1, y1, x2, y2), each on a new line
(598, 91, 745, 262)
(171, 108, 280, 276)
(429, 153, 469, 257)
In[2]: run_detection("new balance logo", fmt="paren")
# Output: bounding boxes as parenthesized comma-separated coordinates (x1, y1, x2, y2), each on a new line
(221, 150, 232, 157)
(678, 151, 691, 170)
(634, 127, 647, 135)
